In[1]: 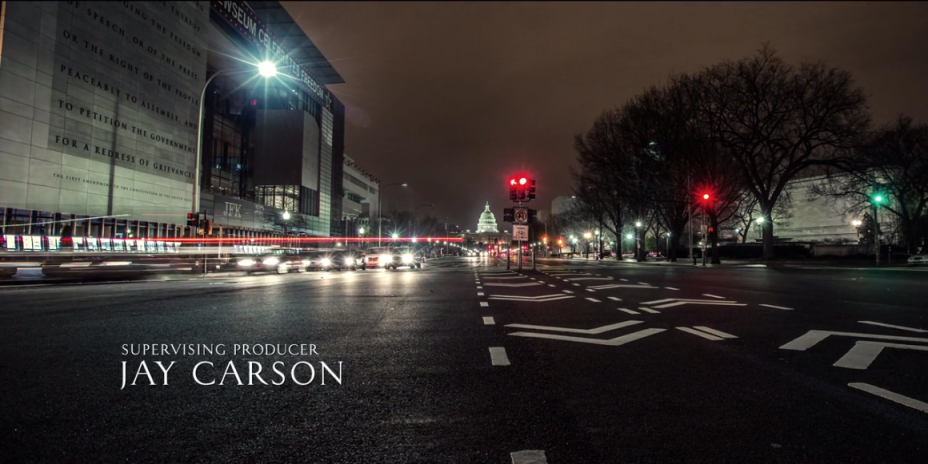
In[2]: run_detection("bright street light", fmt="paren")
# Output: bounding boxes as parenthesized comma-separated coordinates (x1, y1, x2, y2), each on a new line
(392, 233, 399, 240)
(635, 221, 642, 227)
(359, 227, 365, 235)
(756, 217, 765, 224)
(852, 220, 862, 227)
(258, 61, 277, 77)
(584, 232, 592, 239)
(626, 234, 633, 239)
(282, 211, 291, 220)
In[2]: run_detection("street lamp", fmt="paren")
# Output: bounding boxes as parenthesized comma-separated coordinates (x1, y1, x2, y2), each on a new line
(281, 210, 290, 248)
(192, 61, 277, 221)
(873, 194, 884, 265)
(378, 182, 407, 246)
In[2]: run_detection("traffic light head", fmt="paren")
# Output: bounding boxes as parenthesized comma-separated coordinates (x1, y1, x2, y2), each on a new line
(703, 193, 709, 200)
(508, 178, 518, 201)
(186, 213, 197, 227)
(519, 177, 527, 185)
(527, 178, 536, 201)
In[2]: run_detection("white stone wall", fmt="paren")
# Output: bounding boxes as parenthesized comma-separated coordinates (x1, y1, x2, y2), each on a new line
(0, 1, 208, 220)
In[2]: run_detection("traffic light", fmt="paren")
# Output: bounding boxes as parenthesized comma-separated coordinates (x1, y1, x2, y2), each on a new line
(503, 208, 515, 223)
(186, 213, 197, 227)
(204, 219, 213, 235)
(527, 179, 536, 201)
(703, 193, 710, 200)
(528, 208, 537, 223)
(508, 178, 518, 202)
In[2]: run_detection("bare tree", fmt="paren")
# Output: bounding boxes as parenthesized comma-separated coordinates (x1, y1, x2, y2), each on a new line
(812, 115, 928, 253)
(700, 44, 870, 259)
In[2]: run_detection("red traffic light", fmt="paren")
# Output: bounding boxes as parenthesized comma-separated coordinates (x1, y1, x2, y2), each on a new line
(703, 194, 710, 200)
(509, 179, 516, 185)
(519, 177, 527, 185)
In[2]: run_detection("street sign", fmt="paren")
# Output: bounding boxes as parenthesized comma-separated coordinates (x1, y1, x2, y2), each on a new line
(513, 225, 528, 241)
(514, 207, 529, 224)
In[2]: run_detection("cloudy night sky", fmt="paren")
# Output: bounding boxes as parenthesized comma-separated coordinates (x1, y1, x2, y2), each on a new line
(281, 1, 928, 230)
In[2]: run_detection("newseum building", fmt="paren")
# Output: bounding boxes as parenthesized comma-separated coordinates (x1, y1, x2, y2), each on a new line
(0, 1, 346, 245)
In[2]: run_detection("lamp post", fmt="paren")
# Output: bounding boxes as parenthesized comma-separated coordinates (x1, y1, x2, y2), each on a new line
(192, 61, 277, 224)
(874, 195, 883, 266)
(665, 232, 671, 260)
(358, 227, 365, 251)
(281, 210, 290, 248)
(378, 182, 407, 247)
(635, 221, 642, 262)
(583, 232, 592, 260)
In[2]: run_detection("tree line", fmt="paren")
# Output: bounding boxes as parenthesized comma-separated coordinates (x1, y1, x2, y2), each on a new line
(566, 44, 927, 262)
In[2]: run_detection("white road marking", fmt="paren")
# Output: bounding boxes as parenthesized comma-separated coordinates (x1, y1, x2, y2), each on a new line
(563, 290, 574, 294)
(489, 295, 575, 302)
(833, 341, 928, 369)
(703, 294, 726, 299)
(505, 320, 642, 334)
(564, 277, 614, 282)
(489, 347, 511, 366)
(780, 330, 928, 351)
(480, 302, 489, 307)
(477, 286, 483, 289)
(509, 328, 666, 346)
(858, 321, 927, 333)
(849, 382, 928, 414)
(608, 296, 622, 301)
(760, 304, 793, 310)
(573, 283, 581, 286)
(483, 276, 529, 280)
(638, 307, 661, 314)
(677, 327, 724, 341)
(483, 282, 544, 287)
(585, 297, 601, 303)
(483, 317, 496, 325)
(652, 301, 746, 309)
(586, 289, 596, 293)
(588, 284, 656, 290)
(477, 292, 484, 296)
(638, 282, 649, 285)
(664, 287, 679, 291)
(548, 284, 556, 287)
(693, 326, 738, 339)
(511, 449, 548, 464)
(620, 278, 628, 282)
(617, 307, 640, 315)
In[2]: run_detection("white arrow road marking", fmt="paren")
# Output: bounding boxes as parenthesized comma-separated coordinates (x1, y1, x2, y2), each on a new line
(703, 294, 726, 299)
(858, 321, 927, 333)
(693, 326, 738, 339)
(665, 287, 679, 291)
(760, 304, 793, 310)
(509, 328, 666, 346)
(483, 282, 544, 287)
(608, 296, 622, 301)
(652, 300, 747, 309)
(588, 284, 656, 290)
(505, 320, 643, 334)
(637, 307, 661, 314)
(511, 449, 548, 464)
(489, 347, 510, 366)
(780, 330, 928, 351)
(480, 302, 489, 307)
(586, 297, 601, 303)
(617, 308, 640, 315)
(677, 327, 724, 341)
(849, 383, 928, 414)
(489, 295, 576, 302)
(833, 341, 928, 369)
(483, 317, 496, 325)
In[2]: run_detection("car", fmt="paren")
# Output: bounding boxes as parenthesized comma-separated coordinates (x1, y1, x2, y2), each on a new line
(338, 251, 367, 270)
(300, 251, 336, 271)
(237, 249, 307, 274)
(383, 248, 423, 270)
(908, 251, 926, 265)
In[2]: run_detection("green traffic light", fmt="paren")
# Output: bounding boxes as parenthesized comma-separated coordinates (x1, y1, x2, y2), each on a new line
(874, 195, 883, 203)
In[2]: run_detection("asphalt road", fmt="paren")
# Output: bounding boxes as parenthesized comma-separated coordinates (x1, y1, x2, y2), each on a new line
(1, 257, 927, 463)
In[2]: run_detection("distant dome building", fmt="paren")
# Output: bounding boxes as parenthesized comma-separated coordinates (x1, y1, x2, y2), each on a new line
(476, 202, 499, 233)
(462, 201, 509, 253)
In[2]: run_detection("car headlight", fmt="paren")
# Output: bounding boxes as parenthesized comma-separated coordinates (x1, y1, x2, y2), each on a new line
(238, 258, 255, 267)
(321, 258, 331, 266)
(345, 258, 353, 265)
(380, 255, 391, 265)
(263, 257, 280, 266)
(402, 254, 413, 263)
(302, 259, 310, 266)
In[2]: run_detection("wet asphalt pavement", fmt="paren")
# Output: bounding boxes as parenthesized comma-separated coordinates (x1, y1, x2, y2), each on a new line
(1, 257, 927, 463)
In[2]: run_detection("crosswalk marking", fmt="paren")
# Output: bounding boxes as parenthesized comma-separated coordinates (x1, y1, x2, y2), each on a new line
(665, 287, 679, 291)
(617, 307, 640, 315)
(483, 317, 495, 325)
(511, 450, 548, 464)
(562, 290, 574, 294)
(586, 289, 596, 293)
(677, 327, 723, 341)
(489, 347, 510, 366)
(638, 307, 661, 314)
(703, 294, 726, 299)
(480, 301, 489, 307)
(608, 296, 622, 301)
(693, 326, 737, 339)
(585, 297, 601, 303)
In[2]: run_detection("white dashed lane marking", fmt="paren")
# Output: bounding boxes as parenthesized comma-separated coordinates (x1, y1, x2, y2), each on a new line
(562, 290, 574, 294)
(489, 347, 510, 366)
(480, 302, 489, 307)
(665, 287, 679, 291)
(760, 304, 793, 311)
(638, 307, 661, 314)
(703, 294, 726, 299)
(608, 296, 622, 302)
(483, 317, 496, 325)
(585, 297, 601, 303)
(617, 308, 640, 315)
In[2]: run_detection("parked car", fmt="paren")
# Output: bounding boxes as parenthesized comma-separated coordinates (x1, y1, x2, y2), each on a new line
(908, 251, 926, 265)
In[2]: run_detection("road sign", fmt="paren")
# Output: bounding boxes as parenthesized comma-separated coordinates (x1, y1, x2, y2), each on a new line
(514, 207, 529, 224)
(513, 225, 528, 241)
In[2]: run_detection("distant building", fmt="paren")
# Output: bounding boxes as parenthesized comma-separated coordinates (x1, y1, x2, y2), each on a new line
(341, 155, 379, 220)
(552, 196, 579, 216)
(463, 202, 510, 249)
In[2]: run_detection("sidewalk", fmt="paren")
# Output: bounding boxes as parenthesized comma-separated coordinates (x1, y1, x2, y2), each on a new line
(537, 257, 928, 272)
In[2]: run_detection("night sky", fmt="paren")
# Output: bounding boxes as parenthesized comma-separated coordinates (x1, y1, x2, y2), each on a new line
(282, 1, 928, 231)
